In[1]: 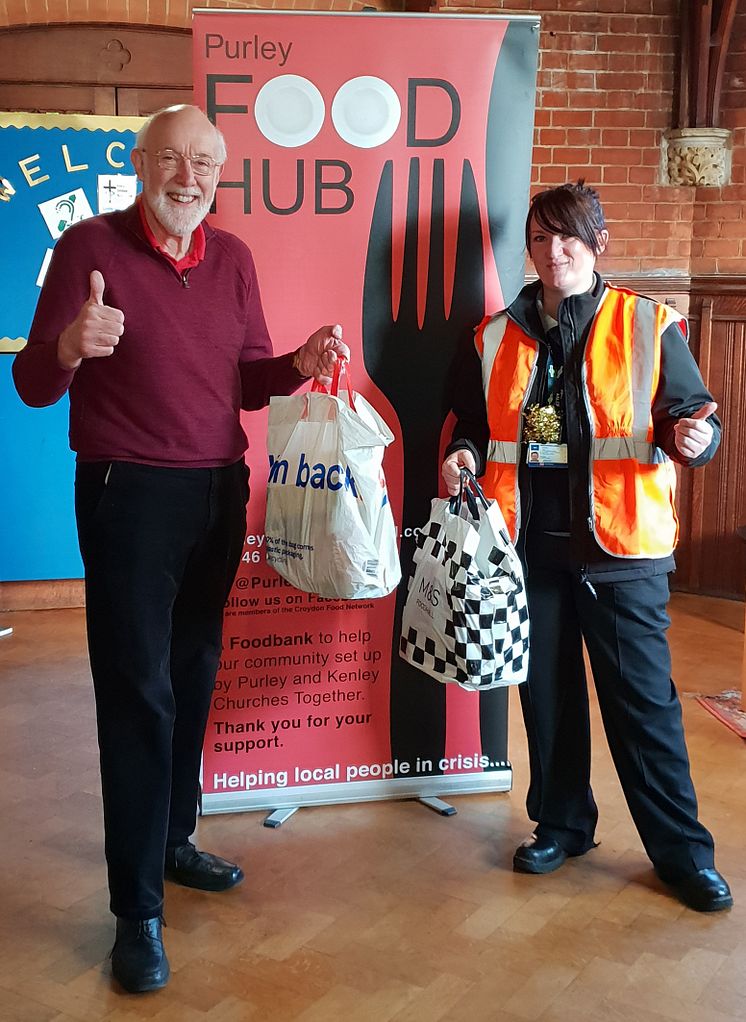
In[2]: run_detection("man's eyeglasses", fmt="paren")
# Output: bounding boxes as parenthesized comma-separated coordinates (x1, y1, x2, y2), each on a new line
(140, 149, 220, 177)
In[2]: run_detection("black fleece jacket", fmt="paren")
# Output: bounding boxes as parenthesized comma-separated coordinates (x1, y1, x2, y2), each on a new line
(446, 273, 721, 582)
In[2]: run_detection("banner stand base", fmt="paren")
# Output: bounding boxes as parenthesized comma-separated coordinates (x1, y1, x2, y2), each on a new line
(418, 795, 457, 816)
(261, 796, 457, 828)
(263, 807, 299, 829)
(201, 767, 513, 816)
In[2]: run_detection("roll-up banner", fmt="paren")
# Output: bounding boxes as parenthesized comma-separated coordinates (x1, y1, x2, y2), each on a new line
(192, 10, 539, 814)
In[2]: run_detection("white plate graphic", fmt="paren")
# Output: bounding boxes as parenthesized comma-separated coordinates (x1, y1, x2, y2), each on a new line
(254, 75, 325, 148)
(331, 77, 401, 149)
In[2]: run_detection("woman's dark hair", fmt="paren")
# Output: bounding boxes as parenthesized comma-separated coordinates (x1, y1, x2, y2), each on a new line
(525, 180, 607, 255)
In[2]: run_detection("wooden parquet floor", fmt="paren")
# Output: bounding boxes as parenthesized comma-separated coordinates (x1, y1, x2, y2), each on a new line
(0, 593, 744, 1021)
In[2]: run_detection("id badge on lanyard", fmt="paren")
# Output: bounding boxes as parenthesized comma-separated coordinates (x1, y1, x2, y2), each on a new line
(524, 337, 567, 468)
(526, 441, 568, 467)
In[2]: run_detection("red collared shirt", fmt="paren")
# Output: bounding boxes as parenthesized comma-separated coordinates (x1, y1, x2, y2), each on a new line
(137, 197, 206, 272)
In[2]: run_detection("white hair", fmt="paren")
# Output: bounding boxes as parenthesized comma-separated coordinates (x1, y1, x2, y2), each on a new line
(135, 104, 227, 164)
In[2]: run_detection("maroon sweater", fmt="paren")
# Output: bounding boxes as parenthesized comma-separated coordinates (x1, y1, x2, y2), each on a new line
(13, 204, 305, 467)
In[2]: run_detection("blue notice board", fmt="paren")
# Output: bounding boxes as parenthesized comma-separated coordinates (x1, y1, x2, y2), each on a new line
(0, 112, 142, 581)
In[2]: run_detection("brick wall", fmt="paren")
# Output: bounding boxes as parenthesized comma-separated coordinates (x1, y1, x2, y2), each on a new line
(438, 0, 746, 278)
(2, 0, 744, 276)
(692, 7, 746, 274)
(0, 0, 404, 29)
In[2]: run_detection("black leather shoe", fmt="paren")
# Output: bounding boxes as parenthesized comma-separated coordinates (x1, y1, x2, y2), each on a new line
(513, 834, 569, 874)
(658, 868, 733, 912)
(165, 843, 244, 892)
(111, 917, 169, 993)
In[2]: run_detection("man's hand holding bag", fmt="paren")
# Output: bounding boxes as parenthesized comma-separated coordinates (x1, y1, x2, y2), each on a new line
(264, 360, 401, 600)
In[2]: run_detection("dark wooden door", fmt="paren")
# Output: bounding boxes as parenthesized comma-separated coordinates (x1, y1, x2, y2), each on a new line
(0, 25, 192, 115)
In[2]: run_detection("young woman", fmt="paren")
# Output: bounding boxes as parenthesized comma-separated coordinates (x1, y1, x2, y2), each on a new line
(442, 181, 731, 912)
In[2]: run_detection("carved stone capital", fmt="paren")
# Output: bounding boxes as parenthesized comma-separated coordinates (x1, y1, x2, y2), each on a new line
(664, 128, 732, 187)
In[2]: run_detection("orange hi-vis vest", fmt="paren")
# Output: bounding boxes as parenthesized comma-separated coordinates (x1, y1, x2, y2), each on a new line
(475, 284, 686, 559)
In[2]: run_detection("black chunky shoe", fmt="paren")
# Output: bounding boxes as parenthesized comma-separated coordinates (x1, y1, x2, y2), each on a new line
(111, 916, 169, 993)
(513, 835, 568, 874)
(658, 867, 733, 912)
(513, 834, 595, 875)
(165, 842, 244, 892)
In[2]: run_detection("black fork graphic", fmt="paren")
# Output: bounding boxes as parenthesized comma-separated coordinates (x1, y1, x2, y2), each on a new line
(363, 156, 507, 775)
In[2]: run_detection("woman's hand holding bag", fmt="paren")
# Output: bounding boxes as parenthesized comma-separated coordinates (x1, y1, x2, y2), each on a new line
(400, 469, 529, 690)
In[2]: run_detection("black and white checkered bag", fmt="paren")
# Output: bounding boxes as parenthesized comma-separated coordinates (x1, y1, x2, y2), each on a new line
(399, 470, 529, 691)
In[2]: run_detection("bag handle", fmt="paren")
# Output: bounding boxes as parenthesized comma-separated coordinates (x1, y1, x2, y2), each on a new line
(450, 467, 490, 518)
(457, 467, 516, 551)
(310, 356, 356, 410)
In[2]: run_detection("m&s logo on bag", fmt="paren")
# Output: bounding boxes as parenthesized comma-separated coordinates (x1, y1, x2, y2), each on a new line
(268, 452, 359, 497)
(418, 577, 440, 610)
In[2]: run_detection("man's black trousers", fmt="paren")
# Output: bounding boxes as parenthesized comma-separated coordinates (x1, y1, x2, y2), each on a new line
(520, 542, 715, 879)
(75, 460, 248, 920)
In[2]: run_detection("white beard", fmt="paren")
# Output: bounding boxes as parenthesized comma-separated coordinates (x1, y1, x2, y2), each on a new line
(148, 188, 212, 237)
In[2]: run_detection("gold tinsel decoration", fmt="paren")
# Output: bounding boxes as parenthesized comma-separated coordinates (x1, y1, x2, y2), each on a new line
(523, 404, 562, 444)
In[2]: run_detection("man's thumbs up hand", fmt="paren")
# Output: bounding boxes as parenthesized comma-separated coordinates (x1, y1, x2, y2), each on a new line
(88, 269, 105, 306)
(58, 270, 125, 371)
(674, 401, 718, 460)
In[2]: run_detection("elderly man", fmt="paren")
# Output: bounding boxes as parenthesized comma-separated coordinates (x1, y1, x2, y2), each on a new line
(13, 105, 347, 993)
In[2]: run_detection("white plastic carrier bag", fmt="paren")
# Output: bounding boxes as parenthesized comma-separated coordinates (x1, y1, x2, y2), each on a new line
(399, 469, 529, 691)
(264, 360, 401, 599)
